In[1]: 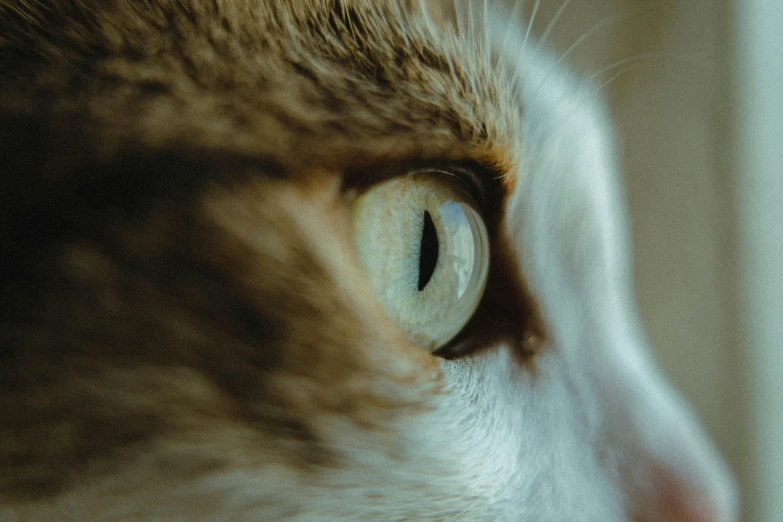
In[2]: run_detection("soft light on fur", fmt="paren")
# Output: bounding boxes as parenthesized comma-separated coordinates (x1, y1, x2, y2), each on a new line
(0, 1, 737, 520)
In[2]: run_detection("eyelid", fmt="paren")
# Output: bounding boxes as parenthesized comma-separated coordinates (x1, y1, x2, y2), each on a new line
(403, 166, 487, 209)
(342, 161, 493, 217)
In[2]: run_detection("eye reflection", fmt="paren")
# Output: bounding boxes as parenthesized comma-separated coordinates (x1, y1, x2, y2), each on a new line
(439, 201, 475, 301)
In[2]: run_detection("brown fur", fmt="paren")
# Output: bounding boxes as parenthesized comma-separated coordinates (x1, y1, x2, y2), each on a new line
(0, 0, 541, 503)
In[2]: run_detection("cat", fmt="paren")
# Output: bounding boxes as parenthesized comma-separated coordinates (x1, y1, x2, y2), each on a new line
(0, 0, 738, 520)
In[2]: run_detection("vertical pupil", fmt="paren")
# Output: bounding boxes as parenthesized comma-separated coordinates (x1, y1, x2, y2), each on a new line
(418, 210, 439, 291)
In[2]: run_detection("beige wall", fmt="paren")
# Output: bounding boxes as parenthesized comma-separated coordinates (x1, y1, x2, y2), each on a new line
(608, 4, 750, 518)
(524, 0, 752, 518)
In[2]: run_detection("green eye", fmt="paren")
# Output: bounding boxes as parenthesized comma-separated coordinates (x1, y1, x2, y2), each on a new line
(351, 170, 490, 352)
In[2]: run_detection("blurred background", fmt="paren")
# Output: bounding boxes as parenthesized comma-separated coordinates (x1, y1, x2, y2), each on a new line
(523, 0, 782, 520)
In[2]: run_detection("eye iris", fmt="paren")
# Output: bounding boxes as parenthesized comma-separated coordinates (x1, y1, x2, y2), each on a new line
(418, 210, 439, 291)
(351, 170, 490, 352)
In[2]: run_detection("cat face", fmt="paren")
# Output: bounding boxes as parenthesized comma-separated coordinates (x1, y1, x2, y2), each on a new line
(0, 0, 737, 520)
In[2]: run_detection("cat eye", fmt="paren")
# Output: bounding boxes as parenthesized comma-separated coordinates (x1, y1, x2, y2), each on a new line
(351, 169, 490, 353)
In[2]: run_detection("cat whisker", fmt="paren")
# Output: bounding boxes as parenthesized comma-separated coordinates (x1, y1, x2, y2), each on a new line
(552, 51, 705, 130)
(523, 7, 641, 108)
(513, 0, 572, 103)
(538, 0, 571, 49)
(482, 0, 491, 69)
(586, 51, 703, 82)
(497, 0, 526, 67)
(553, 8, 633, 68)
(469, 0, 477, 51)
(520, 0, 541, 58)
(594, 65, 634, 94)
(505, 0, 540, 105)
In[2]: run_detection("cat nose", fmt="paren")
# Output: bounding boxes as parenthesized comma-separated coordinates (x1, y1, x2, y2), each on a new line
(630, 459, 738, 522)
(612, 375, 739, 522)
(599, 348, 739, 522)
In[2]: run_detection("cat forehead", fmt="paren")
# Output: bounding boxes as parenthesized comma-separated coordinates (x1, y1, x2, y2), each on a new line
(0, 0, 522, 179)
